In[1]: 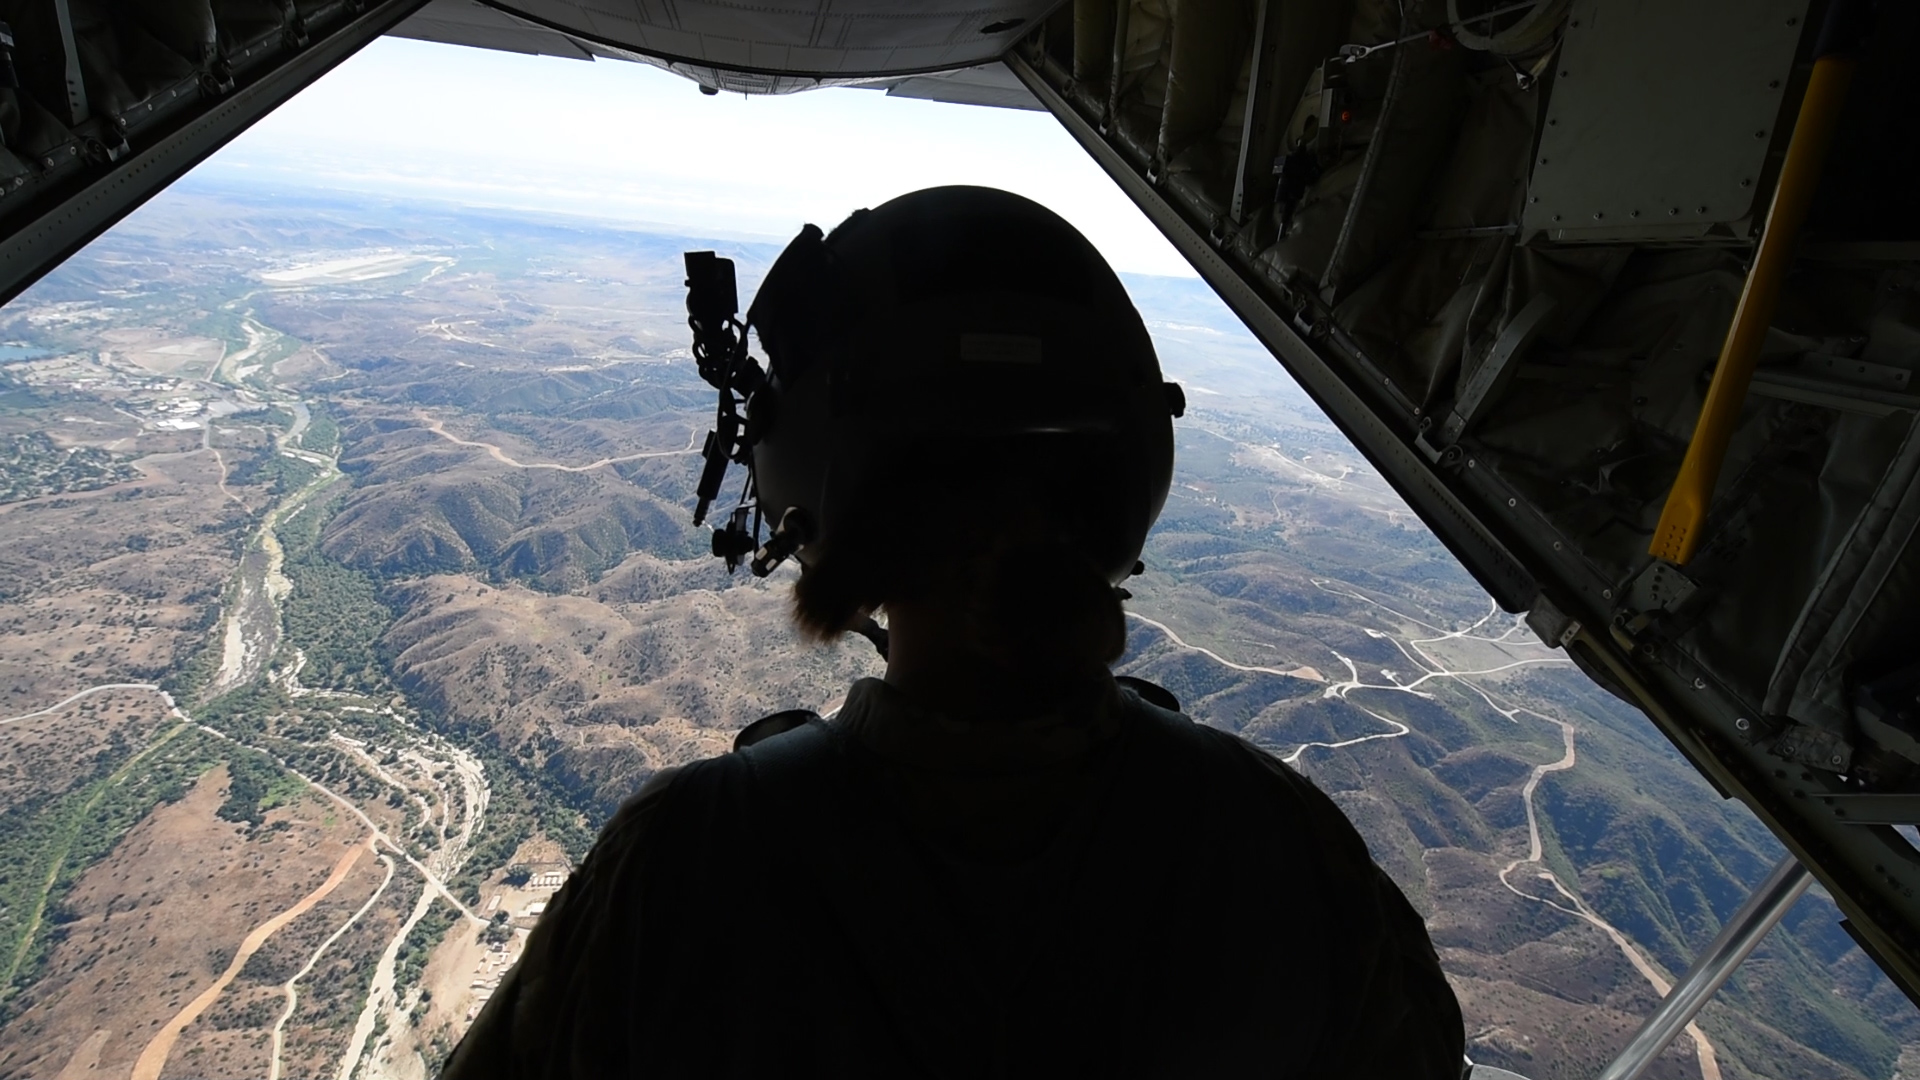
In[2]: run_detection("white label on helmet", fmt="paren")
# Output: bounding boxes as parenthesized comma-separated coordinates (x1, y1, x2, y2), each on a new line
(960, 333, 1043, 364)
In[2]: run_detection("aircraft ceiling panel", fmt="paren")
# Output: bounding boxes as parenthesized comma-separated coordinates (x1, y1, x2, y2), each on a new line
(877, 63, 1042, 111)
(1522, 0, 1805, 242)
(472, 0, 1063, 77)
(395, 0, 598, 60)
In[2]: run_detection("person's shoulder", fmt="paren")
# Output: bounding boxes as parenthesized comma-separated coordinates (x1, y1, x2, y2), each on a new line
(1114, 676, 1303, 780)
(636, 714, 846, 844)
(1114, 677, 1375, 855)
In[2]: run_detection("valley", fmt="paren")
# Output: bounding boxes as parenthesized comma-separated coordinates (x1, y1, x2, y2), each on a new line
(0, 177, 1913, 1079)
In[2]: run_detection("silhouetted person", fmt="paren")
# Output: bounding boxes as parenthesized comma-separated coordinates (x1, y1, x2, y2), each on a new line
(443, 187, 1464, 1078)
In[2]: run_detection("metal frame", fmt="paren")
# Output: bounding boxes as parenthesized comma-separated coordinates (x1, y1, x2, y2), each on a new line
(1228, 0, 1283, 224)
(1005, 48, 1539, 612)
(1597, 857, 1812, 1080)
(1008, 29, 1920, 1011)
(49, 0, 90, 126)
(0, 0, 433, 309)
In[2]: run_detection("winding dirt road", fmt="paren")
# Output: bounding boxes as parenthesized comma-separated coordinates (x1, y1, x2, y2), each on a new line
(130, 839, 367, 1080)
(0, 682, 175, 726)
(270, 844, 396, 1080)
(1138, 582, 1721, 1075)
(417, 411, 697, 472)
(1126, 612, 1325, 682)
(1312, 581, 1723, 1079)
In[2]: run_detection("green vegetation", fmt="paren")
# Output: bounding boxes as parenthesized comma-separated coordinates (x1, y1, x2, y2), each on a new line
(0, 432, 138, 502)
(277, 484, 337, 551)
(282, 555, 394, 694)
(277, 488, 394, 694)
(396, 897, 457, 993)
(482, 912, 512, 945)
(216, 745, 304, 827)
(159, 617, 227, 703)
(0, 726, 225, 1019)
(302, 403, 340, 456)
(446, 745, 576, 906)
(197, 680, 291, 736)
(227, 446, 322, 495)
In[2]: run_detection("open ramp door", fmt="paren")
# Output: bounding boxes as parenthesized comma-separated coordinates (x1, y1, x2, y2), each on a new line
(1005, 0, 1920, 1013)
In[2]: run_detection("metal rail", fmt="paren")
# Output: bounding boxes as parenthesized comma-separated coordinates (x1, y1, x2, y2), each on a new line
(1596, 856, 1812, 1080)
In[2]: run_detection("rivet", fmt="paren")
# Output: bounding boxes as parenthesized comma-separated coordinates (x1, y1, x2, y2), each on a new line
(1593, 211, 1605, 220)
(1787, 15, 1797, 25)
(1467, 459, 1478, 468)
(1693, 678, 1706, 690)
(1736, 717, 1751, 730)
(1529, 195, 1539, 203)
(1769, 80, 1781, 89)
(1602, 589, 1613, 600)
(1629, 210, 1640, 218)
(1832, 755, 1844, 766)
(1552, 214, 1563, 222)
(1755, 130, 1767, 139)
(1539, 157, 1550, 165)
(1669, 207, 1680, 216)
(1740, 178, 1752, 187)
(1547, 118, 1557, 126)
(1553, 541, 1563, 550)
(1507, 498, 1517, 508)
(1698, 205, 1708, 214)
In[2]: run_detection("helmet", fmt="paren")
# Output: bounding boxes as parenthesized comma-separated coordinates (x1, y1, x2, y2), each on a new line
(703, 186, 1180, 587)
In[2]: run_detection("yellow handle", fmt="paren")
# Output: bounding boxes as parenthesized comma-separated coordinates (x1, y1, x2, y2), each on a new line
(1649, 54, 1857, 564)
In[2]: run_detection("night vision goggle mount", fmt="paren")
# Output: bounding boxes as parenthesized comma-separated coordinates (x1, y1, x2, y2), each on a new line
(684, 250, 808, 578)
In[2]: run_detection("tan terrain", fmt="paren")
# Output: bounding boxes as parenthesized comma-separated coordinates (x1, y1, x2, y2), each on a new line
(0, 422, 248, 715)
(0, 187, 1910, 1080)
(0, 769, 399, 1080)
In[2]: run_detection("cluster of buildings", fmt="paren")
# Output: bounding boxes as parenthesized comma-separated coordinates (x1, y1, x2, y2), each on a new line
(3, 347, 265, 432)
(463, 863, 571, 1023)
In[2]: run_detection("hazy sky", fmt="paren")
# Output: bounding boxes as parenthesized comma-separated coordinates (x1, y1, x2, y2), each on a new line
(198, 36, 1195, 277)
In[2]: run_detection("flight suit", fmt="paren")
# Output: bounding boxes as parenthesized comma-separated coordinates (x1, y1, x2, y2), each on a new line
(444, 676, 1465, 1078)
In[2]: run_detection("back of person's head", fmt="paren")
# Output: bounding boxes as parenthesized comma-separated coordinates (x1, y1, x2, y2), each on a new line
(741, 187, 1179, 674)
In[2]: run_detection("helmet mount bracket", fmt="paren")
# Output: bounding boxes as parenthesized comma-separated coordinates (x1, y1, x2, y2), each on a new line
(684, 249, 768, 572)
